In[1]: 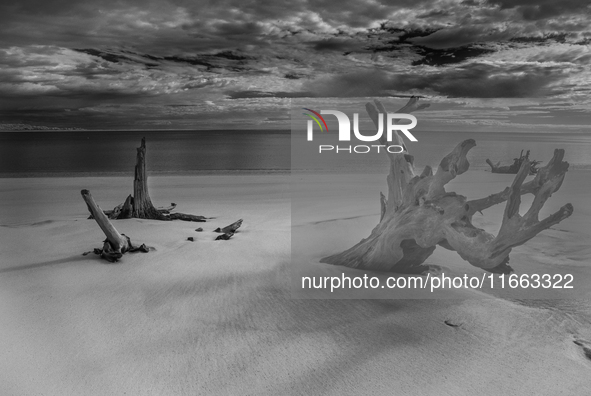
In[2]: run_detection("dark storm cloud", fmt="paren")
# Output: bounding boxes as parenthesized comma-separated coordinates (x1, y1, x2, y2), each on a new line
(411, 46, 496, 66)
(194, 21, 265, 39)
(225, 90, 313, 99)
(0, 0, 445, 52)
(308, 38, 365, 52)
(302, 63, 568, 98)
(461, 0, 481, 6)
(1, 0, 588, 48)
(306, 0, 431, 27)
(0, 46, 232, 114)
(402, 63, 567, 97)
(0, 47, 60, 67)
(1, 0, 588, 55)
(487, 0, 591, 20)
(416, 9, 451, 18)
(411, 26, 515, 49)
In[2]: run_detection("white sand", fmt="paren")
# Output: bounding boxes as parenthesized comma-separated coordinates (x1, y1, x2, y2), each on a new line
(1, 173, 591, 395)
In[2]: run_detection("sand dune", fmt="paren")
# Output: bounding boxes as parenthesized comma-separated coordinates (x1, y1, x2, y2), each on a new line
(1, 174, 591, 395)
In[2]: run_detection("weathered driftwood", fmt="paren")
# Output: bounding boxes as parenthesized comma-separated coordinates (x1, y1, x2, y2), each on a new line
(87, 138, 206, 222)
(81, 189, 149, 262)
(215, 232, 235, 241)
(320, 97, 573, 274)
(214, 219, 243, 233)
(486, 149, 541, 175)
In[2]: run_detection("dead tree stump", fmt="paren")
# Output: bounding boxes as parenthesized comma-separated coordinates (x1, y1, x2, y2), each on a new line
(132, 138, 168, 220)
(86, 137, 206, 222)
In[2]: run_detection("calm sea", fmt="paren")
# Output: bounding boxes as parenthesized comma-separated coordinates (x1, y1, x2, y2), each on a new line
(292, 130, 591, 174)
(1, 130, 590, 177)
(0, 130, 290, 177)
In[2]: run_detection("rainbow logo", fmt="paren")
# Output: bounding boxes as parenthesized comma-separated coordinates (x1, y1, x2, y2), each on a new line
(302, 108, 329, 133)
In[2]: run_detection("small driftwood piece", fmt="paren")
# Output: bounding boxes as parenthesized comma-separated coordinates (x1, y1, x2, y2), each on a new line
(486, 149, 540, 175)
(215, 232, 235, 241)
(169, 213, 206, 222)
(320, 97, 573, 274)
(81, 189, 149, 262)
(214, 219, 243, 233)
(86, 138, 206, 222)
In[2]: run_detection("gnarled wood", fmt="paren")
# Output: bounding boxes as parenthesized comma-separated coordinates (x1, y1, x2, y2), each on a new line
(117, 194, 134, 219)
(466, 149, 569, 218)
(320, 97, 573, 274)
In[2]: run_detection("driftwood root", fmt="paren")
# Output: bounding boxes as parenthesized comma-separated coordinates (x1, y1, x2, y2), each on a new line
(320, 97, 573, 274)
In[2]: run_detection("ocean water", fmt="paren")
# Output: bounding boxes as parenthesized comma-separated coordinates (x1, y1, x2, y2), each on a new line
(0, 130, 290, 176)
(292, 130, 591, 174)
(1, 130, 590, 177)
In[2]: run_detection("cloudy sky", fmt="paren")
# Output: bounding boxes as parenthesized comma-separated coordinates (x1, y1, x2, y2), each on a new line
(1, 0, 590, 130)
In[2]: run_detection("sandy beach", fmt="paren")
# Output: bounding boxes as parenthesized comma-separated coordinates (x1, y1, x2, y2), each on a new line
(1, 172, 590, 395)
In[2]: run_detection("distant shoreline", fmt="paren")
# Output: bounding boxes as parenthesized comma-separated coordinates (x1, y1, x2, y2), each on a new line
(0, 128, 291, 133)
(0, 124, 86, 131)
(3, 168, 591, 179)
(0, 169, 292, 178)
